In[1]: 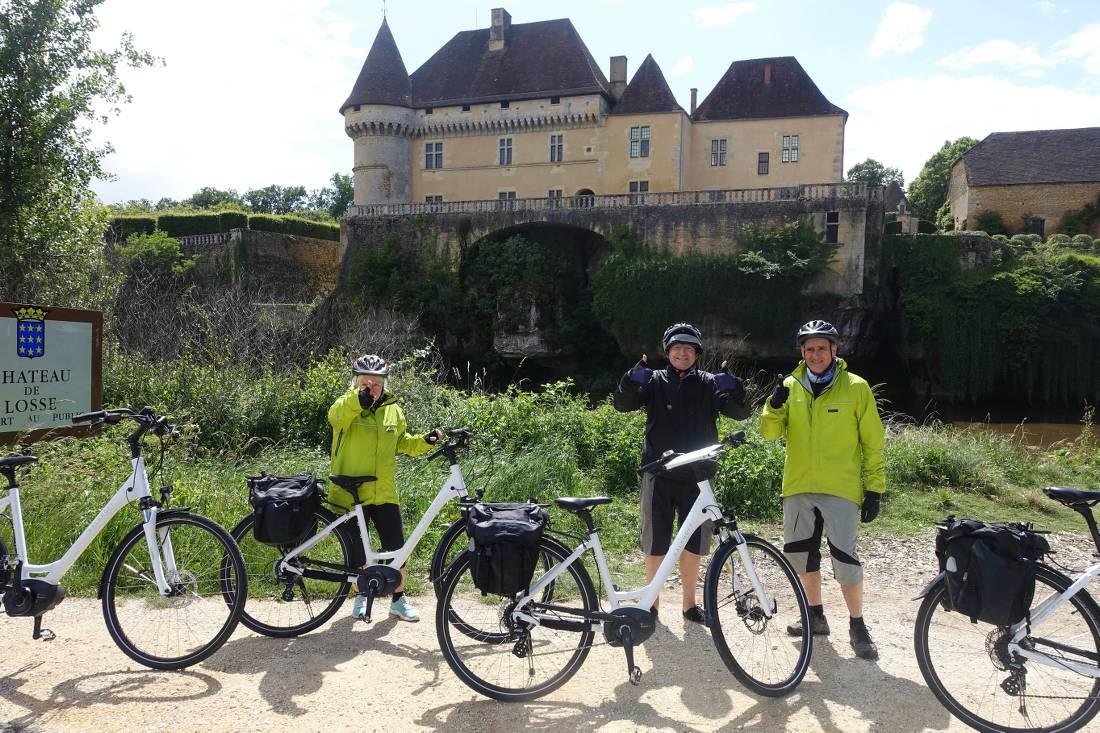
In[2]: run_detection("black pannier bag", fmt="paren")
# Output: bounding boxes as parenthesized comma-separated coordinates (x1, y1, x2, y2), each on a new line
(248, 473, 322, 546)
(935, 518, 1050, 626)
(465, 502, 549, 596)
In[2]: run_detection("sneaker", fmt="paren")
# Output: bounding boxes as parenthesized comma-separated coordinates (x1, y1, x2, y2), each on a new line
(787, 614, 830, 637)
(682, 605, 709, 626)
(351, 594, 367, 621)
(389, 596, 420, 622)
(849, 624, 879, 660)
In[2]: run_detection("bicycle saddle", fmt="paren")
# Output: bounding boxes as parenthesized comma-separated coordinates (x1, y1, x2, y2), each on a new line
(555, 496, 613, 512)
(1045, 486, 1100, 506)
(0, 455, 37, 468)
(328, 475, 377, 490)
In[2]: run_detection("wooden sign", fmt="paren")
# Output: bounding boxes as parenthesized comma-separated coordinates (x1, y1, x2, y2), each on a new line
(1, 303, 102, 444)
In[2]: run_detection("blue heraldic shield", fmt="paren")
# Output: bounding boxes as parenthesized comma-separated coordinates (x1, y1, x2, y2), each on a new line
(15, 307, 47, 359)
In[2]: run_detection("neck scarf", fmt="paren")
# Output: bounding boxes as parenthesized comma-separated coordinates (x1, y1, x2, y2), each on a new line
(806, 358, 837, 387)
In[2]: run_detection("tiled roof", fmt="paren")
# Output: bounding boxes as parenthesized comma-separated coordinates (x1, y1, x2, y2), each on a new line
(409, 18, 610, 107)
(609, 54, 683, 115)
(960, 128, 1100, 186)
(692, 57, 846, 121)
(341, 19, 412, 112)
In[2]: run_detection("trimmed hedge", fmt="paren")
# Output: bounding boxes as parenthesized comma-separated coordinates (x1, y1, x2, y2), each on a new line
(248, 214, 339, 241)
(157, 212, 223, 237)
(107, 216, 156, 242)
(219, 211, 248, 230)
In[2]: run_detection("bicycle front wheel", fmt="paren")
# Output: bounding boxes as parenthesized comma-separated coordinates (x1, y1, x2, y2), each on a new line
(914, 564, 1100, 733)
(436, 534, 597, 702)
(101, 511, 246, 670)
(230, 507, 355, 638)
(704, 533, 812, 696)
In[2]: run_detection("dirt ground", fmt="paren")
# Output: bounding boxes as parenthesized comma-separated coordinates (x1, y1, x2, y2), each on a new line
(3, 530, 1098, 733)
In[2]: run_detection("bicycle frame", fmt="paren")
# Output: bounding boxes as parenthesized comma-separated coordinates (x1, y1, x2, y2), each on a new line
(277, 461, 470, 579)
(1009, 559, 1100, 678)
(514, 443, 774, 624)
(1, 456, 176, 594)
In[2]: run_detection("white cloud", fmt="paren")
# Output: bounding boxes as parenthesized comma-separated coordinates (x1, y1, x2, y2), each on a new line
(670, 56, 695, 76)
(89, 0, 365, 202)
(693, 2, 757, 29)
(868, 3, 934, 59)
(1052, 23, 1100, 75)
(844, 74, 1100, 184)
(939, 40, 1050, 76)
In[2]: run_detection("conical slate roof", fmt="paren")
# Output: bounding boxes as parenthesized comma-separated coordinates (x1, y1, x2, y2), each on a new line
(340, 18, 412, 112)
(692, 56, 846, 121)
(610, 54, 683, 115)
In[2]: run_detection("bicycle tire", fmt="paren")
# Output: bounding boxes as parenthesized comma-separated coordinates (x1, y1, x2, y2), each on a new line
(704, 533, 812, 696)
(436, 534, 597, 702)
(230, 506, 356, 638)
(429, 518, 471, 595)
(914, 564, 1100, 733)
(101, 511, 246, 670)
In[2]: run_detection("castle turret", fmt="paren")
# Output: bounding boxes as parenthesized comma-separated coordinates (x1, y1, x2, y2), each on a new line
(341, 18, 415, 207)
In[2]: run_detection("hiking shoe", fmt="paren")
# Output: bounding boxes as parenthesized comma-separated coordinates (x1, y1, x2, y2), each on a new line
(351, 594, 367, 621)
(389, 596, 420, 622)
(849, 624, 879, 660)
(682, 605, 709, 626)
(787, 614, 830, 637)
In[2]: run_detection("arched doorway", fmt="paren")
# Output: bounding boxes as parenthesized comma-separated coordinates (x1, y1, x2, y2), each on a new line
(572, 188, 595, 209)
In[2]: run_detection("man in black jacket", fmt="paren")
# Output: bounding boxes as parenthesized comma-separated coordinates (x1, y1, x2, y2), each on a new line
(614, 323, 750, 624)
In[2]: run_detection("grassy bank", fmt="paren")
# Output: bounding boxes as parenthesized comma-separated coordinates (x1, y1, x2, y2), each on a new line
(4, 353, 1098, 595)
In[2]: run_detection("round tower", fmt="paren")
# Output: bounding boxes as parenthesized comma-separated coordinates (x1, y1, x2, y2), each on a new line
(340, 18, 415, 208)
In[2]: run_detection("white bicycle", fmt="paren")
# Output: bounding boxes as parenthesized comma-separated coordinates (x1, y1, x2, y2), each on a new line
(0, 407, 247, 670)
(914, 487, 1100, 733)
(230, 428, 492, 636)
(435, 431, 813, 702)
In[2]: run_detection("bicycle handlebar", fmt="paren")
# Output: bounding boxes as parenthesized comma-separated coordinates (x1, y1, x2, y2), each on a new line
(637, 431, 748, 476)
(427, 428, 474, 462)
(71, 407, 177, 437)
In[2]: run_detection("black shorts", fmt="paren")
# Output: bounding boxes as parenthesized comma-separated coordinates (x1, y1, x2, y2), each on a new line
(640, 474, 712, 556)
(344, 502, 405, 565)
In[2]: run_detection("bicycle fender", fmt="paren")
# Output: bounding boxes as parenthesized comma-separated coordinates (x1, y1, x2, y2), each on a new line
(96, 509, 192, 599)
(913, 571, 945, 601)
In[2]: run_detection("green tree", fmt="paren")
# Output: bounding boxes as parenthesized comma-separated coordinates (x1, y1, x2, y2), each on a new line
(846, 159, 904, 189)
(243, 184, 307, 215)
(183, 186, 242, 209)
(0, 0, 155, 305)
(907, 137, 979, 222)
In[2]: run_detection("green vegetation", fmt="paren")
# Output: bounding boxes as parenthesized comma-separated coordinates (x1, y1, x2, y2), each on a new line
(114, 230, 198, 276)
(907, 136, 979, 222)
(1059, 193, 1100, 236)
(105, 211, 340, 241)
(973, 210, 1007, 236)
(846, 158, 904, 189)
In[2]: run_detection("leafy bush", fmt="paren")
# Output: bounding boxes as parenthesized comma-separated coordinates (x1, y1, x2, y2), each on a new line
(973, 210, 1007, 236)
(248, 214, 339, 241)
(114, 230, 198, 276)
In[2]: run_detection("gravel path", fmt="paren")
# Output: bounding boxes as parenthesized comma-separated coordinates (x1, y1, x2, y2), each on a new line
(3, 530, 1097, 733)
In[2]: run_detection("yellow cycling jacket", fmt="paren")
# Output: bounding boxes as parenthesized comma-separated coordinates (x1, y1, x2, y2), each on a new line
(327, 390, 433, 509)
(759, 358, 886, 503)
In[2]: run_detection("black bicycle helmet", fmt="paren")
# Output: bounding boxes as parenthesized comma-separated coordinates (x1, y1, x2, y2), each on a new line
(352, 354, 389, 376)
(796, 320, 839, 346)
(662, 322, 703, 353)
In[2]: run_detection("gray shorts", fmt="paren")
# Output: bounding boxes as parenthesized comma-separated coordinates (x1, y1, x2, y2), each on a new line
(640, 473, 712, 557)
(782, 493, 863, 586)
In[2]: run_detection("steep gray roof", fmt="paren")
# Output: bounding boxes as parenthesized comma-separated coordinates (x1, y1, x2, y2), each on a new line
(341, 19, 412, 112)
(960, 128, 1100, 186)
(692, 57, 846, 121)
(409, 18, 610, 107)
(609, 54, 683, 115)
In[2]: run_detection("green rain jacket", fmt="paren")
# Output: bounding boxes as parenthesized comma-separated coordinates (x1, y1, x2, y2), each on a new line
(327, 389, 433, 509)
(759, 358, 885, 504)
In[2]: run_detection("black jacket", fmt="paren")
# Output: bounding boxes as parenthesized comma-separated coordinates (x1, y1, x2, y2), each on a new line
(614, 366, 750, 476)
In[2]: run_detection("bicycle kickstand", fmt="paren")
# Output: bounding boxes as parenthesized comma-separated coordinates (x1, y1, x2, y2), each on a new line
(32, 615, 56, 642)
(619, 626, 642, 685)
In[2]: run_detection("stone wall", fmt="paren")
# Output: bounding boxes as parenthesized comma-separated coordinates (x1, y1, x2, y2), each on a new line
(957, 180, 1100, 234)
(187, 229, 341, 301)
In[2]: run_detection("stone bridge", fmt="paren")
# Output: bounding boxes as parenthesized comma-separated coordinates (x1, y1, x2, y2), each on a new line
(341, 182, 884, 296)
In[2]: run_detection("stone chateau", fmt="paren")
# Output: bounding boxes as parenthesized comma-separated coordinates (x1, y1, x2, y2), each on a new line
(340, 8, 848, 207)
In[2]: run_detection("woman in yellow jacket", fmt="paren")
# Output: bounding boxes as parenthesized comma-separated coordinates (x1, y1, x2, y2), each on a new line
(328, 354, 441, 622)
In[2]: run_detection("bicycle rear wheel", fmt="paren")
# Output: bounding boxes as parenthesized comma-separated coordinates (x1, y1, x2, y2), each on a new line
(101, 511, 246, 670)
(704, 533, 811, 696)
(230, 507, 355, 638)
(914, 564, 1100, 733)
(436, 534, 597, 702)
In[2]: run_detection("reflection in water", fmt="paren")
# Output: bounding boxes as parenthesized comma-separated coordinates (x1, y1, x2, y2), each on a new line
(954, 422, 1084, 448)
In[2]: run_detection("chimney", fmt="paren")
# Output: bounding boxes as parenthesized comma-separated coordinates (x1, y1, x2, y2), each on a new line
(763, 62, 772, 85)
(609, 56, 627, 101)
(489, 8, 511, 52)
(690, 88, 698, 114)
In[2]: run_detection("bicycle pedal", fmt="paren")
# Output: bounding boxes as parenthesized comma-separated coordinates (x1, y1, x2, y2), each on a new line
(629, 666, 642, 685)
(32, 616, 56, 641)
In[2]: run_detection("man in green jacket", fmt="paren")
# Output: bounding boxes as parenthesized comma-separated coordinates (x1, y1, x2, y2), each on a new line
(760, 320, 885, 660)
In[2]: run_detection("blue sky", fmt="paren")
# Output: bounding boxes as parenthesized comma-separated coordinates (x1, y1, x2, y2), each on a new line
(90, 0, 1100, 203)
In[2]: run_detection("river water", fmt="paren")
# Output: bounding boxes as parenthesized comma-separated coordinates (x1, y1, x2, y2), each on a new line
(953, 421, 1085, 449)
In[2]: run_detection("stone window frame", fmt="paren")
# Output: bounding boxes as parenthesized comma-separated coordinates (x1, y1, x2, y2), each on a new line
(499, 137, 513, 165)
(757, 151, 770, 175)
(548, 188, 563, 209)
(710, 138, 727, 167)
(630, 126, 650, 158)
(549, 134, 564, 163)
(628, 179, 649, 205)
(825, 211, 839, 244)
(424, 141, 443, 170)
(497, 190, 517, 210)
(782, 134, 799, 163)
